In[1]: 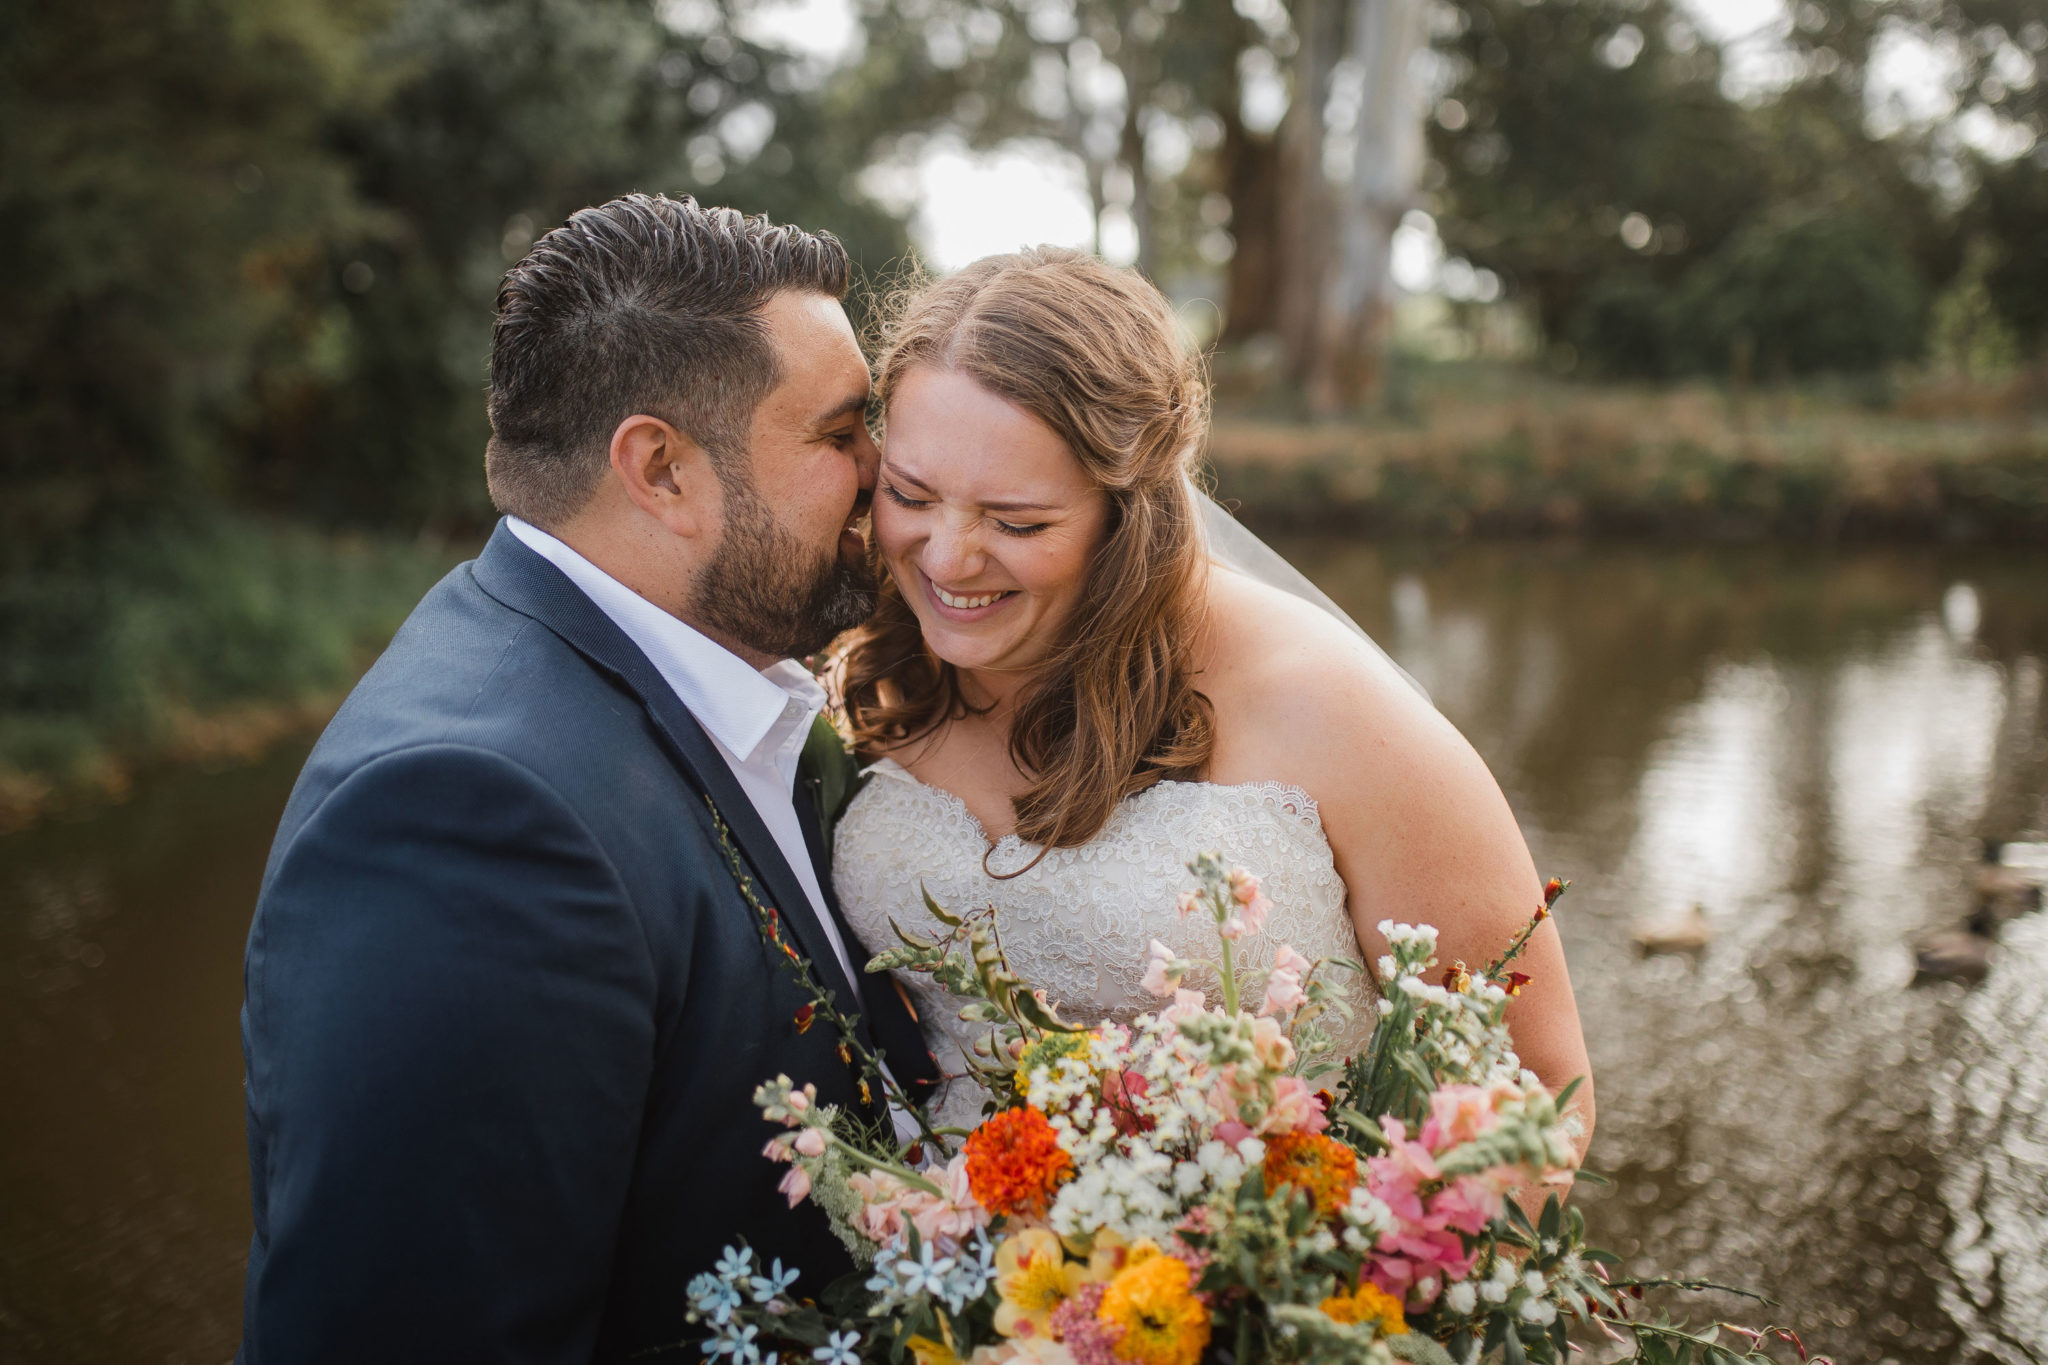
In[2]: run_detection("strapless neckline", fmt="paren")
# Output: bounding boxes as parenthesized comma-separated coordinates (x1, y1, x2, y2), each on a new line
(859, 756, 1330, 870)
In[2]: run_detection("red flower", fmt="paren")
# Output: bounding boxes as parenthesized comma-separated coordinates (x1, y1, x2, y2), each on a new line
(1505, 971, 1532, 997)
(1102, 1069, 1156, 1137)
(794, 1003, 816, 1033)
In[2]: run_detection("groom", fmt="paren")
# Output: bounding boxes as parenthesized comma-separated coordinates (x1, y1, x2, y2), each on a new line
(237, 195, 937, 1363)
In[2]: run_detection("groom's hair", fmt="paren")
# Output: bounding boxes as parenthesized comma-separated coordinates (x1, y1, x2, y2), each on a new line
(485, 193, 851, 527)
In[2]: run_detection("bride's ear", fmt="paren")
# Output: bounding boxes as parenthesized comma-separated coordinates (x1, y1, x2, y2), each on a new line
(607, 413, 719, 539)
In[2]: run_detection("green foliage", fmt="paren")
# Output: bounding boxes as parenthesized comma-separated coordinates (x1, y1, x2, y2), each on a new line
(1426, 0, 1964, 377)
(1969, 151, 2048, 350)
(0, 517, 456, 783)
(0, 0, 390, 553)
(0, 0, 914, 554)
(1575, 210, 1932, 378)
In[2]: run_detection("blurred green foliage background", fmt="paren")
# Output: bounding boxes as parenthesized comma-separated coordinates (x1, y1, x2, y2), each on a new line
(1, 0, 2043, 813)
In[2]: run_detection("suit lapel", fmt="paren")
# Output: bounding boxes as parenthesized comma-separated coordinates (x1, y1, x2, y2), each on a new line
(470, 523, 872, 1035)
(794, 790, 941, 1104)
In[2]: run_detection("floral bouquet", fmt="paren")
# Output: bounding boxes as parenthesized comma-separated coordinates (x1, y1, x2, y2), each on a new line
(689, 817, 1823, 1365)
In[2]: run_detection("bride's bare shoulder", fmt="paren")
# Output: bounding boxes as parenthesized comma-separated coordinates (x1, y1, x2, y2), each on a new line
(1196, 565, 1436, 767)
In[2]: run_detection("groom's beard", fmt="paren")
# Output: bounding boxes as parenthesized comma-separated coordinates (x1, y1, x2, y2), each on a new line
(691, 478, 877, 661)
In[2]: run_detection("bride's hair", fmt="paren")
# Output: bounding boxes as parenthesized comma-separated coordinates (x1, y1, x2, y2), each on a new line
(839, 246, 1214, 856)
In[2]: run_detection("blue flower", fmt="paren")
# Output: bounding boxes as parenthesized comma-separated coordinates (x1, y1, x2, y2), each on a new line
(900, 1242, 956, 1300)
(749, 1257, 800, 1304)
(814, 1330, 862, 1365)
(688, 1271, 743, 1325)
(705, 1322, 761, 1363)
(716, 1246, 757, 1280)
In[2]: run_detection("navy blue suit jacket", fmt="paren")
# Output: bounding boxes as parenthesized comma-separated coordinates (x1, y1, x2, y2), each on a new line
(238, 522, 935, 1363)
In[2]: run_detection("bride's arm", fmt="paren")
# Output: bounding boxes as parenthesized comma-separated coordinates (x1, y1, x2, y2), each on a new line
(1202, 583, 1597, 1161)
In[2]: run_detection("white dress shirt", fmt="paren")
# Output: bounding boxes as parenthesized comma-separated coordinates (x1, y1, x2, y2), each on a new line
(504, 517, 864, 994)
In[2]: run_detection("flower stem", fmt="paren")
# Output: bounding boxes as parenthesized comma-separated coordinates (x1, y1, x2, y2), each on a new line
(829, 1139, 946, 1198)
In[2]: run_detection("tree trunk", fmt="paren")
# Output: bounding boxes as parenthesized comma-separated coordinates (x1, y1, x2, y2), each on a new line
(1121, 98, 1157, 279)
(1310, 0, 1426, 410)
(1220, 104, 1282, 343)
(1274, 0, 1343, 395)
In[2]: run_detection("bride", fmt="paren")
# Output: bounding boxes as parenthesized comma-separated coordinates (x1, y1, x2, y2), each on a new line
(831, 248, 1593, 1144)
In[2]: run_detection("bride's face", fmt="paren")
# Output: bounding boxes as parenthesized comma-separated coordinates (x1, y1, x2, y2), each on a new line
(874, 366, 1112, 679)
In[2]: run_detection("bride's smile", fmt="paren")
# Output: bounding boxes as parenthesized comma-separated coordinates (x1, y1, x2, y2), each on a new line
(873, 364, 1110, 682)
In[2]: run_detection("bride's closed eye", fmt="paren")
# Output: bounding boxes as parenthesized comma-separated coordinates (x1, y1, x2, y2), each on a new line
(880, 481, 1048, 536)
(879, 482, 929, 511)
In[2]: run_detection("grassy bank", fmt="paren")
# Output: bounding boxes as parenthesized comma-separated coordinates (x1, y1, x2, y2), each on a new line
(0, 519, 463, 831)
(1206, 372, 2048, 542)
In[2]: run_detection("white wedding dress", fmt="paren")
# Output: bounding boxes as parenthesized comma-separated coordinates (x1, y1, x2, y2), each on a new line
(832, 758, 1381, 1130)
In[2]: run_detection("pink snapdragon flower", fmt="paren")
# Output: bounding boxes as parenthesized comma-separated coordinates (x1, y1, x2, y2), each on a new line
(1419, 1079, 1521, 1150)
(1141, 939, 1179, 997)
(1206, 1064, 1329, 1138)
(1227, 866, 1275, 935)
(1360, 1117, 1496, 1307)
(847, 1154, 989, 1247)
(1258, 945, 1313, 1017)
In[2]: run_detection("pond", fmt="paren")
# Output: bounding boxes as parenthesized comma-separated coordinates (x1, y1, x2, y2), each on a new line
(3, 540, 2045, 1364)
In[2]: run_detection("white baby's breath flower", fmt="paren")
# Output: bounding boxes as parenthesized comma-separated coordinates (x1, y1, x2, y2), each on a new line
(1444, 1281, 1478, 1314)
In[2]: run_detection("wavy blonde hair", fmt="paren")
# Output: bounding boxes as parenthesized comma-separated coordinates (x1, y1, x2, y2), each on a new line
(838, 247, 1214, 855)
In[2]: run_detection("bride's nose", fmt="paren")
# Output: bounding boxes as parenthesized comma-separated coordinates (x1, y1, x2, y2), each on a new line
(917, 514, 987, 583)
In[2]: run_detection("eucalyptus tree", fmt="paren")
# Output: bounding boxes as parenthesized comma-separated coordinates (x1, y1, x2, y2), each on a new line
(842, 0, 1281, 281)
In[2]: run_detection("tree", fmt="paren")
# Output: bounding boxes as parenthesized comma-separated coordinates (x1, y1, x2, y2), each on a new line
(1425, 0, 1960, 377)
(0, 0, 391, 559)
(845, 0, 1274, 280)
(1285, 0, 1430, 408)
(0, 0, 916, 548)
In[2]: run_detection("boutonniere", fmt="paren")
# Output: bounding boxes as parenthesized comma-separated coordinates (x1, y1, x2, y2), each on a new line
(799, 711, 866, 846)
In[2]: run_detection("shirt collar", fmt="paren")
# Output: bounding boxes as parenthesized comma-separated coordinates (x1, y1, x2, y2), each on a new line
(505, 517, 821, 764)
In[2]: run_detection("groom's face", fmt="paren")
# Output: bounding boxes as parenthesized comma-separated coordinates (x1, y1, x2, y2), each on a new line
(689, 290, 881, 661)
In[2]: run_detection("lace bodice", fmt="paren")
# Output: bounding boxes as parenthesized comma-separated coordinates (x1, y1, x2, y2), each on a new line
(833, 759, 1379, 1129)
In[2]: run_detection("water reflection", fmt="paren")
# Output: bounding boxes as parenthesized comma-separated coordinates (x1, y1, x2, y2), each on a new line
(1293, 541, 2048, 1364)
(1933, 909, 2048, 1365)
(0, 746, 310, 1364)
(1, 543, 2043, 1362)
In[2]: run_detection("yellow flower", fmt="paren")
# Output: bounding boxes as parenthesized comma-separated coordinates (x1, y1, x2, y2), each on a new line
(994, 1228, 1088, 1338)
(908, 1335, 960, 1365)
(1096, 1252, 1210, 1365)
(1319, 1281, 1408, 1336)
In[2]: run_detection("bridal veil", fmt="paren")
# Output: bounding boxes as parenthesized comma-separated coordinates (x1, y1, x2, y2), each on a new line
(1194, 487, 1431, 704)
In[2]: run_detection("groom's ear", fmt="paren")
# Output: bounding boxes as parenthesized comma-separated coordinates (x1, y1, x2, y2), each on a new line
(607, 414, 720, 539)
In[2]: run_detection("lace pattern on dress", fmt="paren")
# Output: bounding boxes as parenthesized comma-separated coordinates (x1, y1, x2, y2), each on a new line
(832, 759, 1379, 1130)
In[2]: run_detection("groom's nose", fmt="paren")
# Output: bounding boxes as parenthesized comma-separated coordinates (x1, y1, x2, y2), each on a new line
(852, 424, 880, 493)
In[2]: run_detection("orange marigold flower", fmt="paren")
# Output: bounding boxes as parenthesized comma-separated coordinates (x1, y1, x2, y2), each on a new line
(1262, 1130, 1359, 1217)
(964, 1107, 1074, 1218)
(1320, 1281, 1407, 1335)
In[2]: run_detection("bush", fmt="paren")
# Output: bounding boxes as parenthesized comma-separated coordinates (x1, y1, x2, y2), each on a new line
(1671, 210, 1929, 377)
(0, 519, 457, 784)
